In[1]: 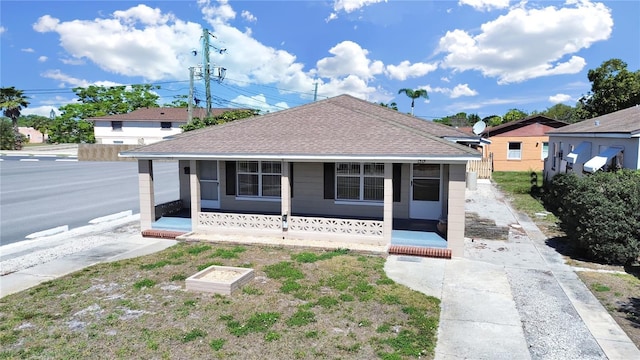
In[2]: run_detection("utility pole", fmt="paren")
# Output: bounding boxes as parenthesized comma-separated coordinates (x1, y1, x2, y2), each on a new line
(202, 28, 212, 117)
(188, 66, 194, 122)
(313, 81, 318, 102)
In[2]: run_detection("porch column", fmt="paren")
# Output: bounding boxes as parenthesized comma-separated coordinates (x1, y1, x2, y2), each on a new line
(138, 160, 155, 230)
(190, 160, 201, 231)
(447, 164, 466, 257)
(281, 161, 291, 233)
(383, 162, 393, 243)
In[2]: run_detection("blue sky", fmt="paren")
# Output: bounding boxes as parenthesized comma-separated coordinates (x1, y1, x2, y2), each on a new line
(1, 0, 638, 120)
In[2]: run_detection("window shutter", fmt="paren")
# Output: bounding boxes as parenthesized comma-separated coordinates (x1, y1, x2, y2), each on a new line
(393, 163, 401, 202)
(225, 161, 236, 196)
(323, 163, 334, 199)
(289, 163, 294, 198)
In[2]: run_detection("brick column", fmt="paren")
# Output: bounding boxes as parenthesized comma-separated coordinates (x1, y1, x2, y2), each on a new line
(447, 164, 466, 257)
(190, 160, 201, 231)
(138, 160, 155, 230)
(383, 162, 393, 244)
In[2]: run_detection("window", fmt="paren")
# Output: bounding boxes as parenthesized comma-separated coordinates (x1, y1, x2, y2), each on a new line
(507, 142, 522, 160)
(112, 121, 123, 131)
(412, 164, 440, 202)
(336, 162, 384, 202)
(161, 122, 172, 129)
(237, 161, 281, 198)
(541, 142, 549, 160)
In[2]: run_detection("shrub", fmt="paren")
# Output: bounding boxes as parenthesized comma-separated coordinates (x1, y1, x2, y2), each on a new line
(545, 170, 640, 265)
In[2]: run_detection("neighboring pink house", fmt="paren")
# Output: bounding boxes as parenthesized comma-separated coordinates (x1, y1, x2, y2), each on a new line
(18, 127, 46, 143)
(121, 95, 482, 257)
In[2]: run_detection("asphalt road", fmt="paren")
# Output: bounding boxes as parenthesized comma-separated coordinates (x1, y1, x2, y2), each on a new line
(0, 160, 179, 245)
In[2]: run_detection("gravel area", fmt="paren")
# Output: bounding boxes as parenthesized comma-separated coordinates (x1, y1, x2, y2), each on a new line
(506, 267, 606, 360)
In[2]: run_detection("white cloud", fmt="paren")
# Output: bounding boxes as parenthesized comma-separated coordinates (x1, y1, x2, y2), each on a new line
(230, 94, 288, 113)
(0, 26, 5, 34)
(316, 41, 383, 80)
(385, 61, 438, 81)
(21, 48, 35, 53)
(440, 77, 450, 83)
(422, 84, 478, 99)
(60, 57, 85, 65)
(33, 5, 203, 82)
(21, 106, 60, 117)
(326, 0, 386, 21)
(549, 93, 572, 104)
(437, 0, 613, 84)
(450, 84, 478, 98)
(332, 0, 386, 13)
(459, 0, 510, 11)
(38, 56, 48, 62)
(241, 10, 257, 22)
(41, 69, 121, 88)
(199, 0, 236, 25)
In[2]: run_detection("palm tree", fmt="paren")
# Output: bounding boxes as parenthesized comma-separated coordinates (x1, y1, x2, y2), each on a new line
(0, 87, 30, 150)
(397, 88, 428, 116)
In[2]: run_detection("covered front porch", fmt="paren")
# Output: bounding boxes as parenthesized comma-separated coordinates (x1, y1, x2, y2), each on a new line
(149, 209, 447, 250)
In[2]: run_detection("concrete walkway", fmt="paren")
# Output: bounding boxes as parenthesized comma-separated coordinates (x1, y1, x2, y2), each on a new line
(385, 179, 639, 360)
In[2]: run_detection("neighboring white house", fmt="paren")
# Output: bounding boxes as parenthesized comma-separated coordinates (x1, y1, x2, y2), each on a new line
(90, 107, 232, 145)
(544, 105, 640, 180)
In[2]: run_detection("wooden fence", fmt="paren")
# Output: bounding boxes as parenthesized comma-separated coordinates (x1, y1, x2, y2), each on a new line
(467, 154, 493, 179)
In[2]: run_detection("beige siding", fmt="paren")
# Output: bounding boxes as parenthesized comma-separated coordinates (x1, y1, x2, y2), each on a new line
(488, 136, 548, 171)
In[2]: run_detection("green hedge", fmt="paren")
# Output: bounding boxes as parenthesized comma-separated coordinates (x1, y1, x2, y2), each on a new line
(544, 170, 640, 265)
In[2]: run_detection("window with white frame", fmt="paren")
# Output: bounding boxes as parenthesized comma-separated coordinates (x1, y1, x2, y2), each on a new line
(507, 142, 522, 160)
(237, 161, 281, 197)
(541, 142, 549, 160)
(336, 162, 384, 202)
(111, 121, 123, 131)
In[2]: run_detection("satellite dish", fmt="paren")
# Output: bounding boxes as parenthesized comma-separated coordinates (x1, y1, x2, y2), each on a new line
(472, 120, 486, 135)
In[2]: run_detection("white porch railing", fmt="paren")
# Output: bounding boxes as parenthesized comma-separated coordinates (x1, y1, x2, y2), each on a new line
(288, 216, 383, 238)
(198, 212, 282, 232)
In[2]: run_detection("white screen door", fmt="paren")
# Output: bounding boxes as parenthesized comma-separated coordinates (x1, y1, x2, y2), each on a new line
(409, 164, 442, 220)
(200, 161, 220, 209)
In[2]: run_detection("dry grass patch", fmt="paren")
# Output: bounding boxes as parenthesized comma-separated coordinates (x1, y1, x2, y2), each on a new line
(0, 243, 439, 359)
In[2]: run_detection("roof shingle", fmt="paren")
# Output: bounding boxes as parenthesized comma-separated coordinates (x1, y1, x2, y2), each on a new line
(548, 105, 640, 135)
(122, 95, 481, 160)
(88, 107, 235, 122)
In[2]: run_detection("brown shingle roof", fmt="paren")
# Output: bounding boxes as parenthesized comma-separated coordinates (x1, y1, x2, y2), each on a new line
(122, 95, 480, 161)
(481, 115, 568, 137)
(547, 105, 640, 135)
(88, 107, 235, 122)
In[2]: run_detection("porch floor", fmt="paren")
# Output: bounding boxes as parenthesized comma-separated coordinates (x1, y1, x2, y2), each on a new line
(151, 214, 446, 248)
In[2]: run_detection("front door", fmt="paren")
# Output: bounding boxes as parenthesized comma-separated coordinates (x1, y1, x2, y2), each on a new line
(200, 161, 220, 209)
(409, 164, 442, 220)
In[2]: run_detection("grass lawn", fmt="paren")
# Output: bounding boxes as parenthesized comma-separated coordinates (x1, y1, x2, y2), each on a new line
(0, 243, 440, 359)
(493, 171, 640, 349)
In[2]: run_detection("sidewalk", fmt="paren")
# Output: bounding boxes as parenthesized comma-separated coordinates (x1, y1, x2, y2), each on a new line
(385, 179, 639, 359)
(0, 214, 176, 298)
(0, 144, 78, 158)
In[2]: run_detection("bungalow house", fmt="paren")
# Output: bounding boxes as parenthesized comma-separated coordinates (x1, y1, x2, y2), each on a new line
(481, 115, 568, 171)
(90, 107, 233, 145)
(544, 105, 640, 180)
(120, 95, 481, 257)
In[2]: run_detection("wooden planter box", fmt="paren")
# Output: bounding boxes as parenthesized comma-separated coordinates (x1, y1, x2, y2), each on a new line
(186, 265, 254, 295)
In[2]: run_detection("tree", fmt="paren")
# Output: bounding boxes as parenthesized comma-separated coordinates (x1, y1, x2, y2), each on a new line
(482, 115, 502, 127)
(181, 109, 258, 132)
(0, 87, 30, 149)
(1, 118, 22, 150)
(397, 88, 428, 116)
(58, 84, 160, 120)
(579, 58, 640, 118)
(164, 95, 189, 108)
(502, 109, 528, 123)
(379, 102, 398, 111)
(543, 103, 580, 123)
(50, 84, 160, 143)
